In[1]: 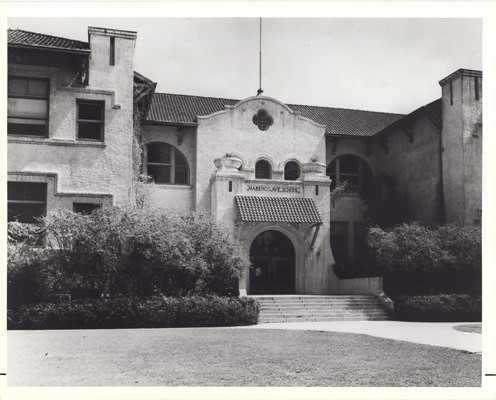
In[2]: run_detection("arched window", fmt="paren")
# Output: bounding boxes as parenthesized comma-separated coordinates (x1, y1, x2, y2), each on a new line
(284, 161, 300, 181)
(326, 154, 373, 190)
(146, 142, 189, 184)
(255, 160, 272, 179)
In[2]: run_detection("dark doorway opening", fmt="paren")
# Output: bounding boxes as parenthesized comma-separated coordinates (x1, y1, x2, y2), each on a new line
(249, 230, 296, 294)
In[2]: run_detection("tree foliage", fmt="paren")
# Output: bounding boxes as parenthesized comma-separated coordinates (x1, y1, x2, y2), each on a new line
(8, 206, 249, 308)
(366, 223, 481, 297)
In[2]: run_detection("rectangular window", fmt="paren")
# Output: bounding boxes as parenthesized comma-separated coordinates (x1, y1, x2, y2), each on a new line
(353, 222, 367, 266)
(110, 36, 115, 66)
(73, 202, 100, 215)
(8, 182, 47, 223)
(8, 76, 49, 137)
(475, 76, 480, 100)
(449, 81, 453, 106)
(77, 100, 104, 141)
(330, 222, 349, 267)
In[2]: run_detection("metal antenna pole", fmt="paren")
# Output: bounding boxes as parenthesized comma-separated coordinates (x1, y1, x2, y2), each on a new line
(257, 18, 264, 96)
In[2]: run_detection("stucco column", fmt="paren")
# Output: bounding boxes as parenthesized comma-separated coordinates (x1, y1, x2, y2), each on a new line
(209, 156, 248, 294)
(301, 162, 338, 293)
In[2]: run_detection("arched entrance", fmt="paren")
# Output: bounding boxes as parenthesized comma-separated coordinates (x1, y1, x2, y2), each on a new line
(249, 230, 296, 294)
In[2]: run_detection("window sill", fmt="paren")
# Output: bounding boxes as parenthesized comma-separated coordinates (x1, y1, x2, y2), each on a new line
(149, 184, 192, 190)
(8, 137, 106, 148)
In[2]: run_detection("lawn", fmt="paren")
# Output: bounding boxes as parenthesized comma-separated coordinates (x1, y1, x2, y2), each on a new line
(453, 324, 482, 334)
(8, 327, 481, 386)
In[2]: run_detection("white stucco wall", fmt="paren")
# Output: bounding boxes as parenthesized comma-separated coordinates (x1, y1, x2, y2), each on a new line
(441, 71, 482, 224)
(203, 96, 338, 294)
(142, 124, 196, 212)
(195, 96, 327, 210)
(8, 28, 137, 209)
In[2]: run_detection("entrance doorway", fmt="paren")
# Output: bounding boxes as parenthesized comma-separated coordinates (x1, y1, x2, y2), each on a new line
(249, 230, 296, 294)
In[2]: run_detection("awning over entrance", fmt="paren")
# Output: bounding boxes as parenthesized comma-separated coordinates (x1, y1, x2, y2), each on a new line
(235, 195, 322, 224)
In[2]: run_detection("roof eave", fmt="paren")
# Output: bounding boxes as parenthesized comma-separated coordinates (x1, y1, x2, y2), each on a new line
(8, 43, 91, 55)
(326, 133, 372, 139)
(374, 98, 441, 136)
(144, 120, 198, 128)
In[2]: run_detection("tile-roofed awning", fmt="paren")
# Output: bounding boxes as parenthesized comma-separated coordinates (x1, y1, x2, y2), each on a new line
(235, 195, 322, 224)
(146, 92, 403, 137)
(8, 28, 90, 53)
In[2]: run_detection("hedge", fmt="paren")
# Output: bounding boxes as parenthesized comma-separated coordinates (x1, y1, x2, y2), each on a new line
(8, 296, 260, 330)
(8, 207, 250, 305)
(366, 223, 481, 297)
(394, 294, 481, 322)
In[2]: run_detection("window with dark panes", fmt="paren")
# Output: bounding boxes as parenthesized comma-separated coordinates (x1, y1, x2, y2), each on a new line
(284, 161, 300, 181)
(73, 202, 100, 215)
(146, 142, 189, 184)
(330, 222, 349, 267)
(8, 182, 47, 223)
(353, 222, 367, 266)
(255, 160, 272, 179)
(77, 100, 104, 141)
(326, 155, 373, 190)
(8, 76, 49, 137)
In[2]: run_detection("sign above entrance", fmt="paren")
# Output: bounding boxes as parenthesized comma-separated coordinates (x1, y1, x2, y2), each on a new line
(247, 185, 300, 194)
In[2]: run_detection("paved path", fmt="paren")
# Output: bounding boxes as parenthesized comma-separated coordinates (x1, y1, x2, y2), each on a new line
(241, 321, 482, 353)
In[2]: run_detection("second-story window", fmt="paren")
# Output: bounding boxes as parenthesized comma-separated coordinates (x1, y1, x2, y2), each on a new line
(77, 100, 105, 141)
(109, 36, 115, 66)
(8, 76, 49, 138)
(326, 154, 373, 191)
(255, 160, 272, 179)
(146, 142, 189, 185)
(284, 161, 300, 181)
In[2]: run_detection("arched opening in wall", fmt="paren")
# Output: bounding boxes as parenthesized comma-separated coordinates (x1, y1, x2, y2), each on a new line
(284, 161, 300, 181)
(255, 159, 272, 179)
(145, 142, 189, 185)
(326, 154, 373, 191)
(249, 230, 295, 294)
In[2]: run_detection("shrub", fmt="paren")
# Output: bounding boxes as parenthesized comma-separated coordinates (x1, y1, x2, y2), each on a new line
(7, 296, 260, 330)
(366, 223, 481, 297)
(395, 294, 481, 322)
(8, 207, 250, 307)
(7, 244, 67, 309)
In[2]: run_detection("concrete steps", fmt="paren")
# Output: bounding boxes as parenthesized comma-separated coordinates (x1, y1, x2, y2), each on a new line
(252, 295, 391, 323)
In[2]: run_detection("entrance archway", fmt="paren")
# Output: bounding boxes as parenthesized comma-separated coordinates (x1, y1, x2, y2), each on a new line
(249, 230, 296, 294)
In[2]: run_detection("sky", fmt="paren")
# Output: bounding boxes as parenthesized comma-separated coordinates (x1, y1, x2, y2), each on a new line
(8, 17, 482, 114)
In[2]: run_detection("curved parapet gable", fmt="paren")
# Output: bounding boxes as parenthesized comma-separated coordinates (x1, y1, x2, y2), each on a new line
(197, 95, 327, 130)
(194, 94, 328, 212)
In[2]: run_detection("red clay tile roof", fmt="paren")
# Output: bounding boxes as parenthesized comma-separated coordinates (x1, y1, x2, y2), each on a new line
(235, 195, 322, 224)
(147, 93, 403, 137)
(375, 98, 442, 135)
(8, 28, 90, 53)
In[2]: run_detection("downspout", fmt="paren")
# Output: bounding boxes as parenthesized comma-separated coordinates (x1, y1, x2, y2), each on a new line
(310, 222, 322, 249)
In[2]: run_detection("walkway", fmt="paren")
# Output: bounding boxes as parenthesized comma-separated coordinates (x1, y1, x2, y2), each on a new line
(242, 321, 482, 353)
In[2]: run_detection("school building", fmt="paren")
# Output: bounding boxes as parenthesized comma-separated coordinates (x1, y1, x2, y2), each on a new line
(7, 26, 482, 296)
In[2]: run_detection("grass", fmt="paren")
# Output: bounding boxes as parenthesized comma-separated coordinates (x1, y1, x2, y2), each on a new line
(453, 324, 482, 334)
(8, 327, 481, 387)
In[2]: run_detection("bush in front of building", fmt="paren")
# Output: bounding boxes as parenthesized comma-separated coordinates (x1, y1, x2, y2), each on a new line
(7, 227, 68, 309)
(7, 206, 249, 309)
(7, 295, 260, 330)
(394, 294, 481, 322)
(366, 223, 481, 299)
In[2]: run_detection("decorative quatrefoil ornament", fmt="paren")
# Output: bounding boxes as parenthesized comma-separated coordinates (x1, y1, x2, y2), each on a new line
(252, 109, 274, 131)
